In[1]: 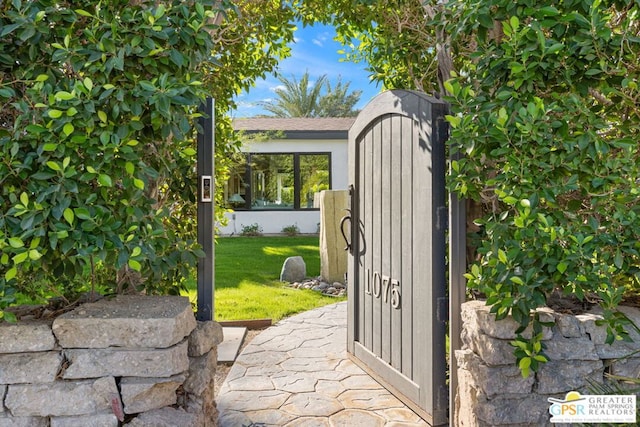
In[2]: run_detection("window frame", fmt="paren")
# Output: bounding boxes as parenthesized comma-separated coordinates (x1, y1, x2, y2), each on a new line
(229, 151, 332, 211)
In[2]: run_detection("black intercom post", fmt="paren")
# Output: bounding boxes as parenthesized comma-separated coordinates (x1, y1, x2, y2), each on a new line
(196, 97, 215, 321)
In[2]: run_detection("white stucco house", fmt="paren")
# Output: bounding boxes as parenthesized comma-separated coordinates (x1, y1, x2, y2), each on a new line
(218, 117, 353, 235)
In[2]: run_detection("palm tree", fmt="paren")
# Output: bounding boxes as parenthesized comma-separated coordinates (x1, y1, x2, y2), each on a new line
(258, 71, 362, 117)
(316, 77, 362, 117)
(259, 72, 327, 117)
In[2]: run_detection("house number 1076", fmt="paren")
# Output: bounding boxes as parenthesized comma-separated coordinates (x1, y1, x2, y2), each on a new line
(364, 269, 401, 309)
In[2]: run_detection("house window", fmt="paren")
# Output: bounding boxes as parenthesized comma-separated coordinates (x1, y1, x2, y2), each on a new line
(224, 153, 331, 210)
(299, 154, 330, 209)
(251, 154, 294, 209)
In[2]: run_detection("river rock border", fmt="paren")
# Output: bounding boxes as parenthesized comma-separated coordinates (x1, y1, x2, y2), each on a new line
(287, 276, 347, 297)
(0, 295, 222, 427)
(455, 300, 640, 426)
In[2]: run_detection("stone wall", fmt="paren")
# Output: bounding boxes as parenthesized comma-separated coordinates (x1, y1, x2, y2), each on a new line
(0, 295, 223, 427)
(456, 300, 640, 426)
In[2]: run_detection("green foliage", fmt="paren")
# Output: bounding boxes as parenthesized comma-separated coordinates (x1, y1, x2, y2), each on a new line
(0, 0, 228, 317)
(282, 224, 300, 236)
(296, 0, 441, 93)
(316, 77, 362, 117)
(0, 0, 298, 319)
(447, 0, 640, 374)
(257, 71, 362, 117)
(240, 223, 263, 237)
(203, 0, 296, 219)
(511, 329, 549, 379)
(298, 0, 640, 376)
(259, 72, 327, 117)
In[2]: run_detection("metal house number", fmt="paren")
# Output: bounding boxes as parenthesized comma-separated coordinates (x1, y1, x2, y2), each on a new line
(364, 269, 401, 309)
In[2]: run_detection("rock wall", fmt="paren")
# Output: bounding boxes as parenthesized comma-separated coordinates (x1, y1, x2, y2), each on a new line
(455, 300, 640, 426)
(0, 295, 223, 427)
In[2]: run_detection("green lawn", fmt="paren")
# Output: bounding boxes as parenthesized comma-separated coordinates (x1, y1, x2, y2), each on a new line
(183, 236, 345, 322)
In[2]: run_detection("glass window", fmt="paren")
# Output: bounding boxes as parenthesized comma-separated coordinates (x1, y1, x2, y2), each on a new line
(250, 154, 293, 209)
(224, 156, 248, 209)
(224, 152, 331, 210)
(299, 154, 330, 209)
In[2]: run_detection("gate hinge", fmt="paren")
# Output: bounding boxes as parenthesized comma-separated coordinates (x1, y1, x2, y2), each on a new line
(437, 297, 449, 323)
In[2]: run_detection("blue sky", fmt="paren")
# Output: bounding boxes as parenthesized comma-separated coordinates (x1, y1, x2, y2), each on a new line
(232, 23, 382, 118)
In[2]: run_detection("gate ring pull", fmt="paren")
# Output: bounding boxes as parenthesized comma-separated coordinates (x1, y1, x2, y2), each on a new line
(339, 209, 352, 253)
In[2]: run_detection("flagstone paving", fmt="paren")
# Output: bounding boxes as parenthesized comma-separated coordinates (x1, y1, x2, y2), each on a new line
(216, 301, 429, 426)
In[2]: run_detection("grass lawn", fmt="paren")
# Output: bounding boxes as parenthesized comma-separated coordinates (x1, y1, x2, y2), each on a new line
(183, 236, 345, 322)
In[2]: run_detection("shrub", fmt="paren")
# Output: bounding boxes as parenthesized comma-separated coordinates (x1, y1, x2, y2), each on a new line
(0, 0, 227, 320)
(240, 223, 263, 237)
(282, 224, 300, 236)
(445, 1, 640, 376)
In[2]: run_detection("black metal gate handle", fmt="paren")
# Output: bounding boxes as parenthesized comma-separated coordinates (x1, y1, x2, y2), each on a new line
(340, 209, 352, 253)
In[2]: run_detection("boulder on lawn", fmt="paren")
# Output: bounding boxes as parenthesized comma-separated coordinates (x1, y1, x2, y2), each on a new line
(280, 256, 306, 283)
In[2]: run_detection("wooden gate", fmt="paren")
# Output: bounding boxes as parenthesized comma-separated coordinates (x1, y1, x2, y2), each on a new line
(344, 90, 448, 426)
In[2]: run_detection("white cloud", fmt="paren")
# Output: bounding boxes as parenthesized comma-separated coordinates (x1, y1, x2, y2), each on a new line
(235, 100, 252, 106)
(311, 31, 330, 48)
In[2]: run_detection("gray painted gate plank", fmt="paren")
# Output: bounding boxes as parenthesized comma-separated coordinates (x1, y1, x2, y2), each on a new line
(390, 113, 403, 371)
(348, 90, 448, 426)
(381, 114, 392, 364)
(401, 113, 414, 379)
(365, 120, 376, 351)
(371, 117, 382, 357)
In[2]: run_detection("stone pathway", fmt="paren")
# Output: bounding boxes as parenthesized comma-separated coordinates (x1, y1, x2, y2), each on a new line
(216, 301, 428, 426)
